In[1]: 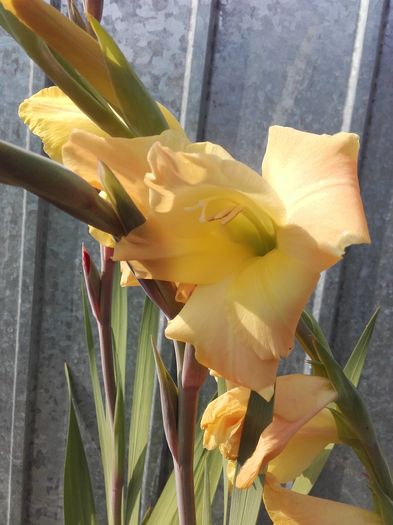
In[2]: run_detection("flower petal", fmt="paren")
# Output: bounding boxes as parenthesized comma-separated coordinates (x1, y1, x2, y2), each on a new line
(165, 251, 319, 398)
(62, 129, 190, 214)
(236, 376, 336, 488)
(263, 474, 382, 525)
(201, 386, 249, 459)
(119, 262, 138, 287)
(114, 210, 254, 284)
(18, 87, 107, 162)
(263, 126, 370, 270)
(268, 409, 338, 483)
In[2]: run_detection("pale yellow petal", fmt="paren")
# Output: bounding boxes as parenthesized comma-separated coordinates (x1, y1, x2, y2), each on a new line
(146, 142, 283, 222)
(236, 376, 336, 488)
(113, 206, 255, 285)
(268, 409, 338, 483)
(263, 474, 382, 525)
(62, 129, 190, 214)
(165, 252, 319, 398)
(119, 262, 139, 287)
(18, 87, 107, 162)
(263, 126, 370, 271)
(89, 226, 115, 248)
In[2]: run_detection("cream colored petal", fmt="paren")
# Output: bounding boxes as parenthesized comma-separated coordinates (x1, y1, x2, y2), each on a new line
(236, 376, 336, 489)
(62, 129, 190, 214)
(119, 262, 139, 287)
(113, 198, 256, 284)
(268, 409, 338, 483)
(201, 387, 249, 459)
(165, 251, 319, 399)
(263, 474, 382, 525)
(263, 126, 370, 270)
(18, 86, 107, 162)
(89, 226, 115, 248)
(146, 142, 283, 222)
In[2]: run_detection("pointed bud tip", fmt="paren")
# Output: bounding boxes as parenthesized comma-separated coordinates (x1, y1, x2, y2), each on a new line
(82, 244, 91, 274)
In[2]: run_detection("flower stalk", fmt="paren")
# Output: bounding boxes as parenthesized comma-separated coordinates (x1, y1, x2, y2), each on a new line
(174, 343, 208, 525)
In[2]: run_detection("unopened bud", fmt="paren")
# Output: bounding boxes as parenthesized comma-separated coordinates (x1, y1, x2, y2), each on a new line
(82, 244, 101, 321)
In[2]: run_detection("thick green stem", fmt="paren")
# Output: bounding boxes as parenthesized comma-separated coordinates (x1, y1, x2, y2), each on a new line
(174, 344, 207, 525)
(174, 385, 199, 525)
(98, 246, 116, 424)
(98, 246, 123, 525)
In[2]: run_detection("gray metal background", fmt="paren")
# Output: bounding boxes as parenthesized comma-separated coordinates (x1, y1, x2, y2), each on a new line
(1, 0, 392, 523)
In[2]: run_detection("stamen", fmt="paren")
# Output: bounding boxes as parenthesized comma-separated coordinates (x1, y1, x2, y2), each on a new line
(207, 205, 243, 225)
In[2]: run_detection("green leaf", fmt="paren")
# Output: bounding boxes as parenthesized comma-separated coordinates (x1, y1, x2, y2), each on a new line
(228, 475, 262, 525)
(111, 263, 128, 393)
(146, 422, 222, 525)
(99, 162, 145, 234)
(238, 391, 274, 465)
(152, 339, 179, 459)
(0, 139, 123, 237)
(125, 447, 147, 525)
(292, 309, 380, 495)
(344, 307, 380, 387)
(82, 283, 112, 517)
(202, 458, 212, 525)
(114, 374, 126, 476)
(291, 444, 334, 495)
(0, 6, 133, 138)
(89, 17, 168, 136)
(126, 299, 159, 525)
(64, 364, 98, 525)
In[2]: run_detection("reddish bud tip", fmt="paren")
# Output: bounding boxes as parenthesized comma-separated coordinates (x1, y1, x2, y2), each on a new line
(82, 245, 91, 274)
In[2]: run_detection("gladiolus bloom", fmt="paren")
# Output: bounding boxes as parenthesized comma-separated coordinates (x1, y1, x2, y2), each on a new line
(112, 126, 369, 399)
(19, 84, 370, 398)
(263, 474, 382, 525)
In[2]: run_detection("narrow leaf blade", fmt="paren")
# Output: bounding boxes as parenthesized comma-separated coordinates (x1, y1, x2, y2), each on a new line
(64, 364, 98, 525)
(344, 307, 380, 387)
(90, 17, 168, 136)
(126, 299, 159, 524)
(111, 262, 128, 393)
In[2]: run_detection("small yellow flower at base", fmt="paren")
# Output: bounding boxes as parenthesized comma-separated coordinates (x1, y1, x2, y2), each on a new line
(263, 473, 382, 525)
(201, 374, 338, 488)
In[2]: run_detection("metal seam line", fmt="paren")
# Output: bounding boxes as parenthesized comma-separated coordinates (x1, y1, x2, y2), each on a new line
(6, 56, 36, 525)
(180, 0, 199, 131)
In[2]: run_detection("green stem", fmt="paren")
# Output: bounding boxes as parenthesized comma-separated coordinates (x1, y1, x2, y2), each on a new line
(174, 344, 207, 525)
(174, 386, 199, 525)
(98, 245, 116, 424)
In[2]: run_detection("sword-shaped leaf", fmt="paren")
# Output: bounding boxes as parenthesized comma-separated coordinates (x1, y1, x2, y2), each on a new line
(64, 364, 98, 525)
(90, 17, 168, 136)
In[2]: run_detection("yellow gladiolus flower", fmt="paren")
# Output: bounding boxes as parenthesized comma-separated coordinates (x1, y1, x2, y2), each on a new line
(263, 473, 382, 525)
(108, 126, 369, 399)
(19, 84, 370, 397)
(201, 374, 338, 487)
